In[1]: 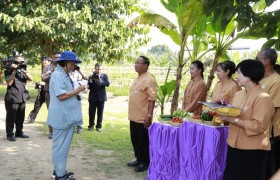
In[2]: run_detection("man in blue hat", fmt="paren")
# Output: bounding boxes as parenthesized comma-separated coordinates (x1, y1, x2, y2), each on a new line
(47, 51, 86, 180)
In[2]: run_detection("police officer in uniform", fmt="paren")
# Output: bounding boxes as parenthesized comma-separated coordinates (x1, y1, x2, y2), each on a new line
(4, 55, 33, 141)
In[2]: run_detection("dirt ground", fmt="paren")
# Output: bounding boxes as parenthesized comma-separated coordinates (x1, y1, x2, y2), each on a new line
(0, 96, 146, 180)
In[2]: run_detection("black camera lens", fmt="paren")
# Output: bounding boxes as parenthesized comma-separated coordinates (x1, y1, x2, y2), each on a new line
(74, 65, 80, 71)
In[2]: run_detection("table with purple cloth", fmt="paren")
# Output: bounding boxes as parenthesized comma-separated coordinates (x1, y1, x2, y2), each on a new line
(147, 120, 228, 180)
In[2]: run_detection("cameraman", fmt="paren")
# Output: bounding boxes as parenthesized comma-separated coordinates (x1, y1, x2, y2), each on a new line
(25, 57, 51, 124)
(88, 63, 110, 132)
(4, 55, 33, 141)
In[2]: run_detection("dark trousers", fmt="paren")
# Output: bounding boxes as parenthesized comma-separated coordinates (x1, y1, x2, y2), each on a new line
(88, 101, 104, 129)
(45, 91, 53, 133)
(276, 139, 280, 170)
(266, 138, 280, 179)
(223, 146, 269, 180)
(130, 121, 150, 166)
(27, 89, 46, 121)
(5, 102, 26, 137)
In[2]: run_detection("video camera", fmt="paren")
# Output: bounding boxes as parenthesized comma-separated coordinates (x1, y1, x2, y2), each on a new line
(1, 51, 27, 71)
(34, 81, 45, 90)
(74, 64, 80, 71)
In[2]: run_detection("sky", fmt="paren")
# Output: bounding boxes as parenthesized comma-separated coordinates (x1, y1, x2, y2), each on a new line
(138, 0, 280, 52)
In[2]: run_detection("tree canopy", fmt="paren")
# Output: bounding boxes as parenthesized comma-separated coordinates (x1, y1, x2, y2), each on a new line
(0, 0, 148, 64)
(148, 44, 171, 55)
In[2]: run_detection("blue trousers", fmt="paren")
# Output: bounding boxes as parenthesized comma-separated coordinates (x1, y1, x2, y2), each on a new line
(52, 127, 75, 177)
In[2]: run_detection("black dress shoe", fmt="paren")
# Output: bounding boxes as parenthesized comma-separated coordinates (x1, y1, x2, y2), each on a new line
(134, 164, 148, 172)
(15, 134, 29, 138)
(52, 170, 74, 179)
(7, 136, 16, 141)
(55, 173, 76, 180)
(127, 160, 141, 167)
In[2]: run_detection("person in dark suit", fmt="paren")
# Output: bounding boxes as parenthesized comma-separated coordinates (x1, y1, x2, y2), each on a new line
(88, 63, 110, 132)
(4, 55, 33, 141)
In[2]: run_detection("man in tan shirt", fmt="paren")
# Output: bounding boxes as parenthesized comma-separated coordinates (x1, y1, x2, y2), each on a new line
(127, 56, 157, 172)
(257, 48, 280, 177)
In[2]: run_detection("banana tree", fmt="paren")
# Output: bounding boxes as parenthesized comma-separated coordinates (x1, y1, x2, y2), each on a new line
(153, 67, 176, 114)
(128, 0, 206, 113)
(204, 0, 279, 91)
(204, 10, 246, 91)
(186, 15, 213, 62)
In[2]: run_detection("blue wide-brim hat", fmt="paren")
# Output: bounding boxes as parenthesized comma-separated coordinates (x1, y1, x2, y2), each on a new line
(54, 51, 82, 63)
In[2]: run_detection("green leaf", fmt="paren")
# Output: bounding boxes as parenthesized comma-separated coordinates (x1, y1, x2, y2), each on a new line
(160, 0, 177, 13)
(265, 0, 275, 7)
(275, 40, 280, 50)
(262, 39, 278, 49)
(252, 0, 266, 12)
(219, 51, 230, 61)
(224, 18, 235, 35)
(265, 20, 277, 39)
(222, 7, 235, 21)
(128, 12, 180, 44)
(181, 0, 203, 30)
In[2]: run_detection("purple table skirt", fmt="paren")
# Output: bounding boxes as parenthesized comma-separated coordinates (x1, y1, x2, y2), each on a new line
(147, 121, 228, 180)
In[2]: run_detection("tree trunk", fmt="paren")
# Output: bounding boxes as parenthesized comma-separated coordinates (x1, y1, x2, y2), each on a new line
(40, 38, 53, 72)
(206, 50, 222, 91)
(161, 105, 164, 115)
(170, 45, 185, 113)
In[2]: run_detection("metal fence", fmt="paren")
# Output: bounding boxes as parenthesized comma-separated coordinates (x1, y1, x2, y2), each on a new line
(100, 66, 178, 86)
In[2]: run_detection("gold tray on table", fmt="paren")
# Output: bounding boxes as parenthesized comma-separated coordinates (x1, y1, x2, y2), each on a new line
(186, 117, 223, 127)
(199, 101, 241, 124)
(168, 121, 183, 127)
(199, 101, 241, 116)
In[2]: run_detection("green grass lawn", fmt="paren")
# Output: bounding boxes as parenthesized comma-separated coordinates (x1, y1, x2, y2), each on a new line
(0, 84, 146, 178)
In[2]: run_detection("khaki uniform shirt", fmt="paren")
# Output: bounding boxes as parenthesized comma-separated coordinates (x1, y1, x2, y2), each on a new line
(227, 85, 274, 150)
(260, 72, 280, 136)
(42, 63, 56, 91)
(128, 72, 157, 123)
(211, 79, 240, 104)
(182, 79, 207, 116)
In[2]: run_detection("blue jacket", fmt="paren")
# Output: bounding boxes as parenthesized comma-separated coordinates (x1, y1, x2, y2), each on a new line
(47, 65, 82, 129)
(88, 72, 110, 102)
